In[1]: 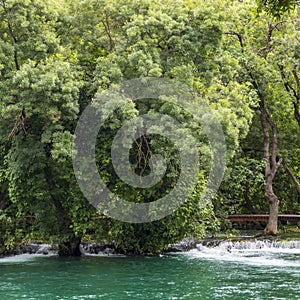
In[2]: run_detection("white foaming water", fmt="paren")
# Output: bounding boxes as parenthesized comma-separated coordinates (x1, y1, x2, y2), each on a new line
(202, 240, 300, 251)
(0, 253, 44, 263)
(183, 240, 300, 268)
(0, 244, 125, 262)
(0, 244, 56, 263)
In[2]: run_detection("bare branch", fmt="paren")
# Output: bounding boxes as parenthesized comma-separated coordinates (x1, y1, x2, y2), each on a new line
(283, 160, 300, 195)
(256, 21, 289, 56)
(291, 66, 300, 98)
(101, 11, 115, 53)
(224, 31, 244, 51)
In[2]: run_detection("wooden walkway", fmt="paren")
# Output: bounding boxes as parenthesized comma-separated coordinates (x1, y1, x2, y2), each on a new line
(228, 214, 300, 223)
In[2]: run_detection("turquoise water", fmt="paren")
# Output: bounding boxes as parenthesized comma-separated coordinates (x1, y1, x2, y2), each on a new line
(0, 243, 300, 299)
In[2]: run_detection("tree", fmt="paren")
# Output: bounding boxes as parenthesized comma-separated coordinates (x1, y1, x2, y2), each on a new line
(70, 0, 256, 253)
(221, 0, 300, 234)
(2, 0, 290, 254)
(0, 0, 97, 255)
(76, 0, 224, 253)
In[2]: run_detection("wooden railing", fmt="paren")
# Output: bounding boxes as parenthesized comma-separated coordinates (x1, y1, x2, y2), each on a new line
(228, 214, 300, 223)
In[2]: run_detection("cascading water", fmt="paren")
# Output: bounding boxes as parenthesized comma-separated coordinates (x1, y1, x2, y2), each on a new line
(197, 239, 300, 251)
(0, 239, 300, 299)
(181, 239, 300, 268)
(1, 239, 300, 258)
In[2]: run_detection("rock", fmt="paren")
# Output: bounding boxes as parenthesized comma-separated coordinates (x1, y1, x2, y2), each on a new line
(103, 247, 116, 255)
(80, 242, 116, 255)
(167, 238, 197, 252)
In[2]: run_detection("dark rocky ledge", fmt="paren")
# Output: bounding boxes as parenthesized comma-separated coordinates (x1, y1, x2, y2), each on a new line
(166, 238, 197, 252)
(80, 242, 117, 255)
(0, 243, 56, 257)
(1, 239, 197, 258)
(1, 236, 300, 258)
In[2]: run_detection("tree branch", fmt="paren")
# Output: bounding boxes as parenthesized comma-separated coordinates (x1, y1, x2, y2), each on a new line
(278, 64, 300, 127)
(291, 66, 300, 127)
(224, 31, 244, 51)
(256, 21, 288, 56)
(101, 11, 115, 53)
(283, 159, 300, 196)
(259, 98, 271, 176)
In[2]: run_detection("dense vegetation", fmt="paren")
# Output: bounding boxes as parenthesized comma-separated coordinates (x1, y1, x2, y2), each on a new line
(0, 0, 299, 255)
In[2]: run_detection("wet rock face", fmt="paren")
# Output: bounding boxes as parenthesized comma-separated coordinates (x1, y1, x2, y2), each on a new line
(80, 243, 117, 255)
(200, 239, 223, 248)
(13, 244, 41, 255)
(167, 238, 197, 252)
(0, 244, 55, 257)
(1, 242, 119, 257)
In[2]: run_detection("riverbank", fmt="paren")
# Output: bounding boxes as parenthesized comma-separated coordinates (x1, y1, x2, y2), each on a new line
(1, 230, 300, 258)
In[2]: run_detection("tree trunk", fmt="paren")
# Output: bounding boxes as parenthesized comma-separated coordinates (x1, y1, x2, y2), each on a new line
(264, 185, 279, 235)
(227, 22, 284, 236)
(44, 162, 82, 256)
(259, 97, 282, 235)
(58, 235, 82, 256)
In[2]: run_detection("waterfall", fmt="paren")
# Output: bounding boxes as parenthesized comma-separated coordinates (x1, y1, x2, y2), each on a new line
(180, 239, 300, 267)
(197, 239, 300, 252)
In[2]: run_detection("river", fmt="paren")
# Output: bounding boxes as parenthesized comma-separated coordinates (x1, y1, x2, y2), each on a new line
(0, 240, 299, 299)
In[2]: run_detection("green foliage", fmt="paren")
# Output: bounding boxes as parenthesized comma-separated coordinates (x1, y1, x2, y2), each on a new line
(1, 0, 299, 254)
(216, 153, 266, 215)
(256, 0, 299, 17)
(0, 0, 95, 254)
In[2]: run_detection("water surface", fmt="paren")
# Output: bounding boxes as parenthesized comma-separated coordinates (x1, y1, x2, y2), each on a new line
(0, 242, 299, 299)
